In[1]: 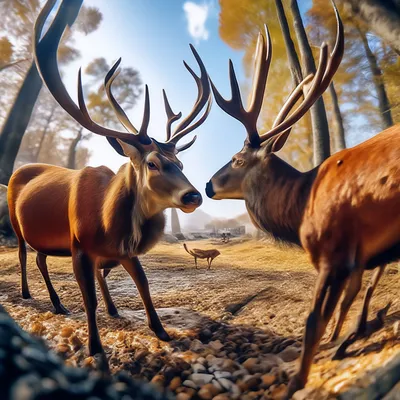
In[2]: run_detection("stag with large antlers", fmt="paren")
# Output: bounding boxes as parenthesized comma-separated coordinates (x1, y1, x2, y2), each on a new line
(205, 5, 400, 396)
(8, 0, 211, 367)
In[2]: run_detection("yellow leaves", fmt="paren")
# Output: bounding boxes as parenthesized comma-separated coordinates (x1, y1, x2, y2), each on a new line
(0, 37, 13, 65)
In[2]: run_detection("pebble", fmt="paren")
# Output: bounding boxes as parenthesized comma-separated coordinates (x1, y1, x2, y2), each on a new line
(212, 395, 230, 400)
(176, 393, 191, 400)
(214, 371, 232, 379)
(239, 375, 262, 391)
(183, 379, 198, 390)
(188, 373, 214, 386)
(193, 362, 207, 373)
(169, 376, 182, 391)
(261, 373, 276, 387)
(277, 346, 300, 362)
(209, 340, 224, 352)
(60, 326, 74, 338)
(270, 383, 288, 400)
(242, 357, 258, 372)
(56, 344, 70, 354)
(198, 387, 213, 400)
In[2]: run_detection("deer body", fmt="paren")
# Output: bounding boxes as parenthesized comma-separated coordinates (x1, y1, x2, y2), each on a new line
(9, 163, 166, 259)
(183, 243, 220, 268)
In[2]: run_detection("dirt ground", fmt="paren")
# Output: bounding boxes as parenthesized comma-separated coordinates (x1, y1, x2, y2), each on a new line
(0, 238, 399, 399)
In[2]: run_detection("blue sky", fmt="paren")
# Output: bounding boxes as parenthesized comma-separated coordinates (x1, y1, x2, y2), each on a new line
(62, 0, 312, 221)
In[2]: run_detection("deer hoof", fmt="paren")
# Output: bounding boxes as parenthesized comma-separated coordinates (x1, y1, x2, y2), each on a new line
(154, 328, 171, 342)
(287, 374, 305, 399)
(54, 304, 70, 315)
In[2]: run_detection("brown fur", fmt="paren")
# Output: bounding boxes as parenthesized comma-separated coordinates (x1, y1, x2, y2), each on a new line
(183, 243, 220, 269)
(208, 123, 400, 394)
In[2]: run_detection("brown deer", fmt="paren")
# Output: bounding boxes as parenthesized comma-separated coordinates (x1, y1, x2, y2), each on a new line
(205, 6, 399, 396)
(183, 243, 221, 269)
(8, 0, 211, 368)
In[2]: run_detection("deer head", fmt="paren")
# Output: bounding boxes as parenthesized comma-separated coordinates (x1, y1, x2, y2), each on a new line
(34, 1, 211, 214)
(205, 5, 343, 201)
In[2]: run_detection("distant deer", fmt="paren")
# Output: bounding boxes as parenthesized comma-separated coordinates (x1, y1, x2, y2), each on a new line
(205, 5, 399, 396)
(183, 243, 220, 269)
(8, 0, 211, 368)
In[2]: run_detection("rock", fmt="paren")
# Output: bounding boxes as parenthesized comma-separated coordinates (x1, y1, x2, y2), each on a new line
(222, 359, 238, 372)
(214, 371, 232, 380)
(135, 349, 149, 361)
(239, 375, 262, 391)
(183, 380, 198, 390)
(278, 346, 300, 362)
(193, 363, 207, 373)
(269, 313, 276, 319)
(188, 373, 214, 386)
(191, 339, 205, 352)
(60, 327, 74, 338)
(212, 395, 230, 400)
(292, 388, 315, 400)
(56, 344, 70, 354)
(218, 377, 236, 391)
(169, 376, 182, 391)
(209, 340, 224, 352)
(151, 374, 165, 386)
(176, 393, 192, 400)
(242, 357, 258, 372)
(30, 322, 46, 335)
(198, 387, 213, 400)
(261, 373, 276, 388)
(199, 328, 212, 341)
(232, 369, 248, 380)
(202, 383, 222, 397)
(69, 335, 82, 350)
(270, 383, 287, 400)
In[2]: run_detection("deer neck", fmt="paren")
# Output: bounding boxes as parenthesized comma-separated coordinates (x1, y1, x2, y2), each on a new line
(244, 154, 317, 246)
(103, 163, 165, 257)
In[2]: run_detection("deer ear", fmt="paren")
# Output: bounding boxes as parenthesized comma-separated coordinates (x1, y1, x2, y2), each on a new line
(116, 139, 142, 163)
(107, 137, 126, 156)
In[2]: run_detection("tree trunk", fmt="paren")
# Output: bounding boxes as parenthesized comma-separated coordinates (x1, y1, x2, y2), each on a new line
(358, 28, 394, 129)
(328, 82, 346, 152)
(33, 104, 57, 162)
(341, 0, 400, 55)
(0, 0, 84, 185)
(289, 0, 331, 166)
(0, 62, 43, 184)
(67, 128, 83, 169)
(274, 0, 303, 87)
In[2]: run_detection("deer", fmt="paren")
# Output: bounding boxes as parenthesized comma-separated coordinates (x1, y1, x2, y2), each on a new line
(7, 0, 211, 369)
(183, 243, 221, 269)
(204, 4, 399, 396)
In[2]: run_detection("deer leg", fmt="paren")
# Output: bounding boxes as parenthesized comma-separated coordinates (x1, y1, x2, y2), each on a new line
(103, 268, 111, 279)
(288, 267, 347, 397)
(329, 266, 364, 342)
(72, 245, 107, 370)
(121, 257, 170, 341)
(194, 257, 198, 269)
(333, 264, 387, 359)
(95, 268, 119, 318)
(18, 240, 30, 299)
(36, 253, 69, 315)
(208, 258, 213, 269)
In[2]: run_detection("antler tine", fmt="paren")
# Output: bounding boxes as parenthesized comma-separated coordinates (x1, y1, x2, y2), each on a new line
(176, 135, 197, 153)
(163, 89, 182, 141)
(137, 85, 152, 144)
(259, 43, 328, 143)
(167, 44, 211, 145)
(34, 0, 144, 145)
(104, 58, 138, 134)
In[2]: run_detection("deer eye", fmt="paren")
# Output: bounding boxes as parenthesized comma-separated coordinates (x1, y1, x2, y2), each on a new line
(147, 161, 158, 170)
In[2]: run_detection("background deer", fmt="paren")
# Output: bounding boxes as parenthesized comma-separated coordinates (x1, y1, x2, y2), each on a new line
(205, 6, 399, 396)
(183, 243, 221, 269)
(8, 0, 211, 368)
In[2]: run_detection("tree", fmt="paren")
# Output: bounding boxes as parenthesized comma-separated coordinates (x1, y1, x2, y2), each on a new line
(66, 57, 142, 169)
(339, 0, 400, 55)
(289, 0, 331, 164)
(0, 0, 102, 184)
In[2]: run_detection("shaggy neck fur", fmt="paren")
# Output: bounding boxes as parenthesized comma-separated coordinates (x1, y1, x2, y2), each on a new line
(245, 154, 317, 246)
(103, 163, 165, 257)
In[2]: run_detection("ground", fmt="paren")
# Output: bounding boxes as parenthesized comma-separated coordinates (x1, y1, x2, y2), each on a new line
(0, 238, 399, 399)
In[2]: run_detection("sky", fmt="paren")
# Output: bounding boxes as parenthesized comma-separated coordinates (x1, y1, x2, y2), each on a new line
(62, 0, 313, 222)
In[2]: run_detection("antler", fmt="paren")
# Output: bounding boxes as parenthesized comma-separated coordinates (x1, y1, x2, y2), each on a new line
(210, 25, 272, 148)
(210, 1, 344, 149)
(34, 0, 153, 146)
(162, 45, 212, 152)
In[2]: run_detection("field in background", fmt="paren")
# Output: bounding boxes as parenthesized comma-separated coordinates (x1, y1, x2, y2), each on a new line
(0, 238, 399, 398)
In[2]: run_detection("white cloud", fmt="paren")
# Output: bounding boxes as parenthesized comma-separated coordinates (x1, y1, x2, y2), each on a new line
(183, 2, 210, 44)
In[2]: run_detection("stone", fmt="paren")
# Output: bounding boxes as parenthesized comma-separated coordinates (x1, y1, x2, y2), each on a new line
(56, 344, 70, 354)
(169, 376, 182, 391)
(278, 346, 300, 362)
(183, 380, 198, 390)
(242, 357, 258, 372)
(214, 371, 232, 380)
(135, 349, 149, 361)
(270, 383, 287, 400)
(69, 335, 82, 351)
(176, 393, 191, 400)
(30, 322, 46, 335)
(239, 375, 261, 391)
(191, 339, 205, 352)
(209, 340, 224, 352)
(151, 375, 165, 386)
(198, 387, 213, 400)
(193, 363, 207, 373)
(212, 395, 230, 400)
(222, 359, 238, 372)
(261, 373, 276, 388)
(188, 373, 214, 386)
(60, 327, 74, 338)
(202, 383, 222, 397)
(217, 377, 236, 391)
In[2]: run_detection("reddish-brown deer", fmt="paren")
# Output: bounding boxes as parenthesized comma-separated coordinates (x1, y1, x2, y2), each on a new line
(205, 6, 399, 396)
(8, 0, 211, 368)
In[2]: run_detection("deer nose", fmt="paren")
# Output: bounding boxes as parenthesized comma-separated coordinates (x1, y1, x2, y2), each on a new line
(205, 181, 215, 198)
(181, 191, 202, 206)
